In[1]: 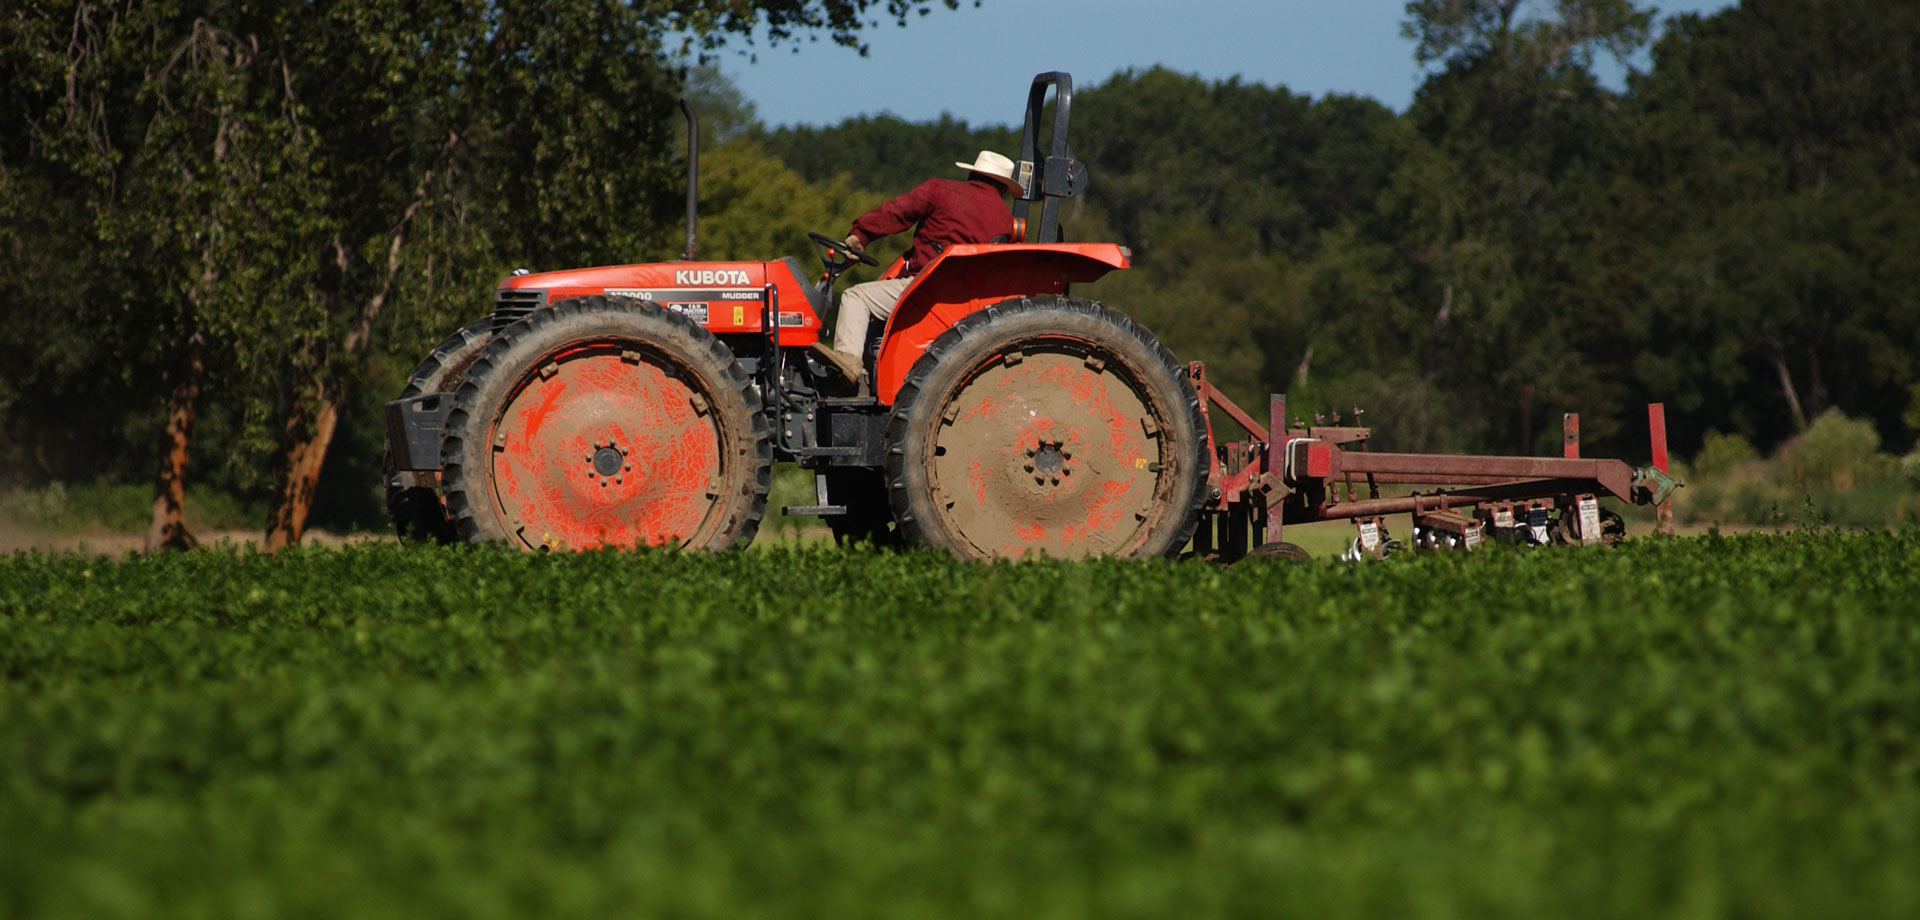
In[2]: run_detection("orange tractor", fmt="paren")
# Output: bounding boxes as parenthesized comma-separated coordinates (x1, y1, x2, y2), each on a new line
(385, 72, 1678, 561)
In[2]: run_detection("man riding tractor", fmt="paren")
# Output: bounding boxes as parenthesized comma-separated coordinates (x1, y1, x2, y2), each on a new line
(810, 150, 1024, 385)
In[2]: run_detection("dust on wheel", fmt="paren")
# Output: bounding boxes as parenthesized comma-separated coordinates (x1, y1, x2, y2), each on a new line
(440, 296, 771, 552)
(885, 296, 1209, 560)
(386, 319, 495, 543)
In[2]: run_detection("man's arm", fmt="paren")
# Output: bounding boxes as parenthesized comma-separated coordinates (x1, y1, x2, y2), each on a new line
(849, 180, 940, 247)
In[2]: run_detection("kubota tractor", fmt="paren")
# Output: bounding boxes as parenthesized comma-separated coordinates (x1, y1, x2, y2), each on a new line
(384, 73, 1213, 560)
(386, 70, 1681, 561)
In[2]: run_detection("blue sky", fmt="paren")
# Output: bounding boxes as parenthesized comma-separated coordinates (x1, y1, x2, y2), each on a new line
(709, 0, 1738, 127)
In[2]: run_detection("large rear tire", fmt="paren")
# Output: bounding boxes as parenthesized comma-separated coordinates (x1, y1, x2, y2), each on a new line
(440, 296, 771, 552)
(386, 319, 495, 543)
(884, 296, 1208, 560)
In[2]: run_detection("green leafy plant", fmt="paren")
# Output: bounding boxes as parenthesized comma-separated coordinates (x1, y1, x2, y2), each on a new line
(3, 534, 1918, 917)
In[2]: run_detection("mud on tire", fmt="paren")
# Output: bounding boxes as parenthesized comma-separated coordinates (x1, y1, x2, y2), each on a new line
(440, 296, 771, 552)
(884, 295, 1209, 560)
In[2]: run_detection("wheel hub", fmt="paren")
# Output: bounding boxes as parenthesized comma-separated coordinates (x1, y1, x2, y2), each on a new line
(1025, 440, 1074, 487)
(1032, 441, 1066, 474)
(591, 443, 625, 477)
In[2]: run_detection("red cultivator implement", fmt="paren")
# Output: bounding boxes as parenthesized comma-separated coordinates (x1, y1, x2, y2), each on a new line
(1185, 361, 1681, 561)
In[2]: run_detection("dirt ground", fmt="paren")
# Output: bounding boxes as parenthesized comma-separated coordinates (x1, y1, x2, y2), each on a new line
(0, 511, 378, 556)
(0, 505, 1746, 560)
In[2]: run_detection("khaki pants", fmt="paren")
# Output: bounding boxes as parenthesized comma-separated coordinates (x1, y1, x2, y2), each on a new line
(834, 277, 913, 357)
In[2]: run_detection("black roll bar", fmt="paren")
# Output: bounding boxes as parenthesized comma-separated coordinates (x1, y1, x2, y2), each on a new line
(1013, 72, 1085, 244)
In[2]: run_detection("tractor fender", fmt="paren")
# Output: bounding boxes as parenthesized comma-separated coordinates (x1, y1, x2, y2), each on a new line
(872, 242, 1129, 404)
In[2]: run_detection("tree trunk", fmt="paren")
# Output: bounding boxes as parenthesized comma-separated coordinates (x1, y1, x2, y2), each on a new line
(261, 137, 452, 549)
(1769, 345, 1809, 432)
(263, 382, 340, 550)
(144, 323, 206, 553)
(144, 65, 237, 553)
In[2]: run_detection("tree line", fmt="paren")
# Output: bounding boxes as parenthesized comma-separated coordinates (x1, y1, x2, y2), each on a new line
(3, 0, 1916, 547)
(756, 0, 1920, 462)
(0, 0, 968, 548)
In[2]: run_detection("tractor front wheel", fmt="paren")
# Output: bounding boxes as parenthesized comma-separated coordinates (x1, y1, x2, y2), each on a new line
(440, 296, 771, 552)
(884, 296, 1208, 560)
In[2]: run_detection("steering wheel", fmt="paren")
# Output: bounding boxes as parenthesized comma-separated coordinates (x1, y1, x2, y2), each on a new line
(809, 231, 879, 267)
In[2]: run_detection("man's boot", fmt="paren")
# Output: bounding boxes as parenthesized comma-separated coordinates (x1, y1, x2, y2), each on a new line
(808, 342, 865, 384)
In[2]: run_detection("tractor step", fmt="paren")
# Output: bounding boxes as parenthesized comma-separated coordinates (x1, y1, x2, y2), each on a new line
(782, 504, 849, 517)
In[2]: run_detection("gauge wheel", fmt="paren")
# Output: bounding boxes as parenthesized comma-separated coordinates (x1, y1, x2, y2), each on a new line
(1247, 541, 1311, 562)
(884, 295, 1208, 560)
(439, 296, 771, 551)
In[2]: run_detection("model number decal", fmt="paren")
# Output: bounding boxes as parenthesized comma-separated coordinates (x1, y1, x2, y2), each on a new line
(664, 303, 708, 323)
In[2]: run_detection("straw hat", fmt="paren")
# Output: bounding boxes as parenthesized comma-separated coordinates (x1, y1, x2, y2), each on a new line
(956, 150, 1022, 193)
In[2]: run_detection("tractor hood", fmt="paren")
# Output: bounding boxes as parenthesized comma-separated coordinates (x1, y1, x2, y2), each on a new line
(499, 261, 775, 296)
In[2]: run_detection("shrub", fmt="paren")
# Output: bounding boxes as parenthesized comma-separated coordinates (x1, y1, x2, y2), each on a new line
(1692, 430, 1759, 478)
(1780, 410, 1885, 491)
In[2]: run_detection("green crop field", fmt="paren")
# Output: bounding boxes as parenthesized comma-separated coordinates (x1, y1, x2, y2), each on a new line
(3, 532, 1918, 919)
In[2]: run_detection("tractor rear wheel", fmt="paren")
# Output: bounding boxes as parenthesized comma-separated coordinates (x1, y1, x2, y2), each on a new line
(440, 296, 771, 552)
(884, 296, 1208, 560)
(386, 319, 495, 543)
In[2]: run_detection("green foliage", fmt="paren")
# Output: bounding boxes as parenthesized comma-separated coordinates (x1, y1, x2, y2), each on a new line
(1691, 430, 1758, 479)
(1677, 411, 1918, 527)
(1403, 0, 1654, 73)
(753, 2, 1919, 462)
(1, 481, 261, 534)
(8, 0, 1920, 535)
(696, 142, 885, 267)
(1904, 382, 1920, 440)
(3, 534, 1919, 916)
(753, 113, 1019, 197)
(1784, 410, 1886, 492)
(0, 0, 977, 531)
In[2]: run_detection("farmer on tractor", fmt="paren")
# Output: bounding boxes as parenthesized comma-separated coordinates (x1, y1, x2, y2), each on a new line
(809, 150, 1023, 384)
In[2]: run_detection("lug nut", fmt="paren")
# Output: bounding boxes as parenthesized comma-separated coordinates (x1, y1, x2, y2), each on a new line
(1050, 477, 1059, 486)
(1034, 476, 1045, 485)
(1024, 464, 1034, 472)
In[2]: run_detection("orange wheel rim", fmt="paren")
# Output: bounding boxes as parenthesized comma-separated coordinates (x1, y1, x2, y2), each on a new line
(926, 344, 1168, 558)
(486, 342, 724, 550)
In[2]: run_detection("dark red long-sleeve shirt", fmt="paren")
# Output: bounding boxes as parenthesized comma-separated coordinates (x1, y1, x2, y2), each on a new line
(850, 176, 1013, 276)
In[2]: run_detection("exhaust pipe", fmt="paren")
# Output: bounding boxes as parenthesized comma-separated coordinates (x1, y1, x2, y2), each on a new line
(680, 98, 698, 261)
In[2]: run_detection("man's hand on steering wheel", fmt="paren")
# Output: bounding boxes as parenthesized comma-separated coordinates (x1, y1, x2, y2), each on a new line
(809, 230, 880, 268)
